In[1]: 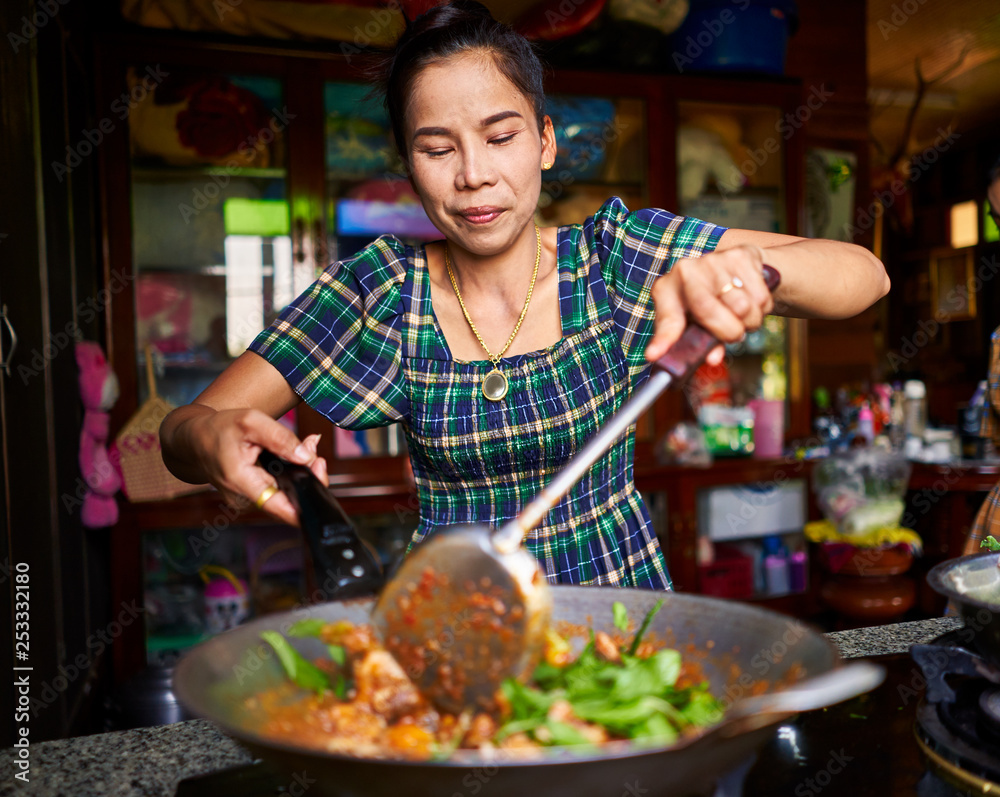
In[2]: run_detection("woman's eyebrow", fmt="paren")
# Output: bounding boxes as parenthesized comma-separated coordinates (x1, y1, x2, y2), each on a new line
(481, 110, 523, 126)
(413, 126, 450, 139)
(412, 111, 524, 140)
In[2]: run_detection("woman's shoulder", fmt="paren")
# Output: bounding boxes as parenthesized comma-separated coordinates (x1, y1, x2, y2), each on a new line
(588, 196, 715, 236)
(568, 196, 724, 259)
(321, 234, 419, 296)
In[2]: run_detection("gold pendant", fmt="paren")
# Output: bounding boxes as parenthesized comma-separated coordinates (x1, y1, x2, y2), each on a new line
(482, 369, 509, 402)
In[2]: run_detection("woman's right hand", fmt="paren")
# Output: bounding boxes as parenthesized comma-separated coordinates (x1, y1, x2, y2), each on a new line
(181, 407, 328, 526)
(159, 352, 325, 527)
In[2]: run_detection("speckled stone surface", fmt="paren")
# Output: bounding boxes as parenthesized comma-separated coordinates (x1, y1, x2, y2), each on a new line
(0, 718, 253, 797)
(826, 616, 963, 659)
(0, 617, 967, 796)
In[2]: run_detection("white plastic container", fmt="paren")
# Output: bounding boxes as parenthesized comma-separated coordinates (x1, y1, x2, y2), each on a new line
(904, 380, 927, 438)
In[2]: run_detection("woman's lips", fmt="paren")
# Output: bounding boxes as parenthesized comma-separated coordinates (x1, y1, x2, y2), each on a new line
(458, 207, 504, 224)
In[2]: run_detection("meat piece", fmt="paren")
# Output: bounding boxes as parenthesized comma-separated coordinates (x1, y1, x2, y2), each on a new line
(497, 732, 539, 750)
(321, 622, 378, 657)
(594, 631, 622, 663)
(463, 712, 498, 748)
(354, 649, 425, 721)
(384, 722, 436, 758)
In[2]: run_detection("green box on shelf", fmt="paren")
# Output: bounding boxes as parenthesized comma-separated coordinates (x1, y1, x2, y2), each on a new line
(699, 403, 754, 457)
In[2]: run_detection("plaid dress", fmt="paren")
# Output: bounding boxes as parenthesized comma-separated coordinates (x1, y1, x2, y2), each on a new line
(965, 326, 1000, 555)
(250, 197, 725, 588)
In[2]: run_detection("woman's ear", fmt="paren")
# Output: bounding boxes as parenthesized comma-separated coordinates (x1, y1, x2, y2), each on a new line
(540, 114, 557, 170)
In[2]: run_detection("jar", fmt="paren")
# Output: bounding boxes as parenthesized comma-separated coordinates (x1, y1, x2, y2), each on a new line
(903, 380, 927, 438)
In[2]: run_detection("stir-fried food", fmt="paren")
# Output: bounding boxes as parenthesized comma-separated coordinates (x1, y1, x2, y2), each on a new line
(245, 601, 724, 760)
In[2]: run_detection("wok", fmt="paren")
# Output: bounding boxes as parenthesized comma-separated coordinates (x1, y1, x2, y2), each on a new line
(175, 586, 878, 797)
(927, 553, 1000, 667)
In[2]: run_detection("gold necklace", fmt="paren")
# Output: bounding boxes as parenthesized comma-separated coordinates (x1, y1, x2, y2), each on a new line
(445, 225, 541, 402)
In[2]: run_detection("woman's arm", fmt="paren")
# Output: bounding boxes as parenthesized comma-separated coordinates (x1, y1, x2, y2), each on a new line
(715, 228, 891, 319)
(160, 351, 326, 525)
(645, 230, 890, 363)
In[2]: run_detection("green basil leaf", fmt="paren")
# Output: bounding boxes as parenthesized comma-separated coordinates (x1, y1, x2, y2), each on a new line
(287, 618, 327, 638)
(680, 690, 725, 727)
(327, 644, 346, 666)
(261, 631, 329, 695)
(501, 678, 562, 721)
(613, 601, 629, 633)
(648, 648, 682, 689)
(629, 598, 665, 656)
(495, 716, 546, 742)
(571, 697, 651, 730)
(630, 712, 679, 744)
(543, 720, 592, 747)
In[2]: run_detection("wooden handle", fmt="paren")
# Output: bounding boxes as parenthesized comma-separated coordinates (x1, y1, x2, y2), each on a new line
(653, 265, 781, 383)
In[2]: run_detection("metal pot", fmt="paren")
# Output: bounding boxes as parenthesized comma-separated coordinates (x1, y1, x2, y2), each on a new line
(927, 553, 1000, 666)
(175, 586, 873, 797)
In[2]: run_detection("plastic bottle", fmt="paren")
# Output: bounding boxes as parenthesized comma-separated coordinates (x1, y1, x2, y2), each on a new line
(964, 380, 988, 436)
(904, 380, 927, 439)
(857, 402, 875, 445)
(788, 551, 807, 593)
(764, 555, 790, 596)
(761, 535, 789, 595)
(889, 382, 906, 450)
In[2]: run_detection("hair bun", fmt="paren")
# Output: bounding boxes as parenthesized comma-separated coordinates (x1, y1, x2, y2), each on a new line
(405, 1, 493, 34)
(406, 1, 493, 24)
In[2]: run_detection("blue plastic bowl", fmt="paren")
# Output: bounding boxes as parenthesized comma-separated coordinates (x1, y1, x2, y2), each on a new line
(669, 0, 798, 75)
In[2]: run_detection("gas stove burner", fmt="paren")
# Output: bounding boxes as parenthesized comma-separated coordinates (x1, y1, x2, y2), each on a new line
(912, 629, 1000, 792)
(978, 688, 1000, 743)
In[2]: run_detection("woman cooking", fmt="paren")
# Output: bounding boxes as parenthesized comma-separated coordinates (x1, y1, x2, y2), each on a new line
(161, 1, 890, 591)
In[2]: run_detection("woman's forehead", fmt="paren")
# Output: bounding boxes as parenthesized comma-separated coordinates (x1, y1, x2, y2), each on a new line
(404, 52, 532, 130)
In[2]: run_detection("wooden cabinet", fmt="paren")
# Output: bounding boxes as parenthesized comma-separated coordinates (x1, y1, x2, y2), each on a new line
(636, 457, 820, 614)
(96, 31, 811, 680)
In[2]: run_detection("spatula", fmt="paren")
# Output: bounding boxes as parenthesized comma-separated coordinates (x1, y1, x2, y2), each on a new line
(371, 266, 782, 713)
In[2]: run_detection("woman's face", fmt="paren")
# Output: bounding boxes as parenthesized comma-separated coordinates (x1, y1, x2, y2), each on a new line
(404, 51, 556, 257)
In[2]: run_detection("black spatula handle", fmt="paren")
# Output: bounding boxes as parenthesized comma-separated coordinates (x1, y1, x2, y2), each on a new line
(257, 450, 383, 600)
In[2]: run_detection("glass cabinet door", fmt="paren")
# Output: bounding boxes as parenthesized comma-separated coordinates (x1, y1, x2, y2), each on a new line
(676, 100, 790, 412)
(538, 94, 648, 226)
(128, 67, 302, 419)
(541, 92, 655, 442)
(321, 80, 439, 460)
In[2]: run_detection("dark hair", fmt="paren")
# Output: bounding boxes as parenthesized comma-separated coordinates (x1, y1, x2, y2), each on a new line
(372, 1, 546, 165)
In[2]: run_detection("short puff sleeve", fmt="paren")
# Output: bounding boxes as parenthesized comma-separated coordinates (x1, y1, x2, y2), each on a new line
(591, 196, 727, 379)
(248, 236, 408, 429)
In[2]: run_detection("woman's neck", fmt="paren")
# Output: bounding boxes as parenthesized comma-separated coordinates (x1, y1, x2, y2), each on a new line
(444, 222, 541, 298)
(427, 225, 562, 360)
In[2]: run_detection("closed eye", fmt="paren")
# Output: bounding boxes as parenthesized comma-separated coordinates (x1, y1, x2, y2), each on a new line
(490, 133, 517, 146)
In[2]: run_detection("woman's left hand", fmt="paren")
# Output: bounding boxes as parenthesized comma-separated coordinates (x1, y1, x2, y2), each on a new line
(645, 244, 775, 365)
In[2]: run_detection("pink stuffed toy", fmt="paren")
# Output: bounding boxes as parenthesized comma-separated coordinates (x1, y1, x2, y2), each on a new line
(76, 341, 122, 528)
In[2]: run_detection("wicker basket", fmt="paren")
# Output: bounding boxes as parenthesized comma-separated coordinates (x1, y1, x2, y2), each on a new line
(115, 347, 208, 502)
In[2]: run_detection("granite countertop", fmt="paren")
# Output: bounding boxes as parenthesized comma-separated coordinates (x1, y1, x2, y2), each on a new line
(0, 616, 965, 797)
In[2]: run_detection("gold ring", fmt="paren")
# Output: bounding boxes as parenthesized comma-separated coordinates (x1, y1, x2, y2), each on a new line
(254, 484, 279, 509)
(719, 276, 744, 296)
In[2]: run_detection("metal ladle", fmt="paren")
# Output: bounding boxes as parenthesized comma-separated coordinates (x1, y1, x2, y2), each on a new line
(370, 266, 782, 713)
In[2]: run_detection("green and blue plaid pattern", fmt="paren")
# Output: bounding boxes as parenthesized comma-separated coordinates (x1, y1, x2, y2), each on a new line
(968, 327, 1000, 553)
(250, 197, 725, 588)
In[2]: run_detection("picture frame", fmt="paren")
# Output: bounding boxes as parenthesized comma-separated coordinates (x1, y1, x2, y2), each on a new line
(929, 247, 977, 322)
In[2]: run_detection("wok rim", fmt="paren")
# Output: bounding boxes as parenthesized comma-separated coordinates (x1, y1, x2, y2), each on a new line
(173, 586, 842, 769)
(927, 553, 1000, 610)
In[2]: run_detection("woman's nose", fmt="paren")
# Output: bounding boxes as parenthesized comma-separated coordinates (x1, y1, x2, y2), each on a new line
(456, 146, 496, 189)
